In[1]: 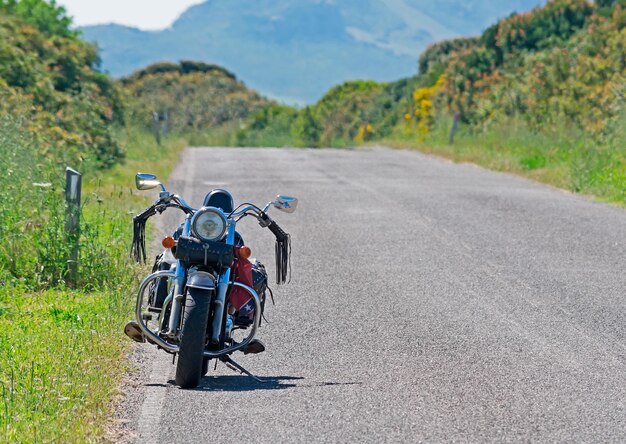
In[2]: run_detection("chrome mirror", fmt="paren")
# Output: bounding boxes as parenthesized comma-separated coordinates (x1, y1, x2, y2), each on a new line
(272, 195, 298, 214)
(135, 173, 161, 190)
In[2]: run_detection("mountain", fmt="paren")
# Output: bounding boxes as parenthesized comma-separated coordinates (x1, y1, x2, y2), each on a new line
(81, 0, 544, 103)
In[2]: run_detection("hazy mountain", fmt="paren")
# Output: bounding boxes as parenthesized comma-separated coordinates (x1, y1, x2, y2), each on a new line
(82, 0, 544, 103)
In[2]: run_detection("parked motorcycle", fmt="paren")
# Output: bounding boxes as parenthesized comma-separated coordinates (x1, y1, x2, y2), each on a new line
(125, 173, 297, 389)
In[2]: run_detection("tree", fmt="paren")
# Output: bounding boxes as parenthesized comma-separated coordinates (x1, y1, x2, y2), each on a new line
(292, 107, 321, 148)
(0, 0, 75, 37)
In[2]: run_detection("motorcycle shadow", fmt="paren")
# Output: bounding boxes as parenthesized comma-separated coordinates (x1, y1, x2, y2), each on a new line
(170, 375, 305, 392)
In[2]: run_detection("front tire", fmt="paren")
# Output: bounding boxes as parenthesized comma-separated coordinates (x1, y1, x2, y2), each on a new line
(175, 288, 211, 389)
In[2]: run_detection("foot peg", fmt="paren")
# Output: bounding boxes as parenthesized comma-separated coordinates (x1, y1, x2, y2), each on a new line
(124, 321, 145, 343)
(243, 339, 266, 355)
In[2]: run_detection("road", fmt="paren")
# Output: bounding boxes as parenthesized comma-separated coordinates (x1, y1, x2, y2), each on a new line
(123, 147, 626, 443)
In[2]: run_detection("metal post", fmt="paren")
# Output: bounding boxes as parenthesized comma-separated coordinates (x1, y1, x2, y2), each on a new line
(152, 112, 161, 145)
(162, 110, 169, 135)
(449, 112, 460, 145)
(65, 167, 82, 286)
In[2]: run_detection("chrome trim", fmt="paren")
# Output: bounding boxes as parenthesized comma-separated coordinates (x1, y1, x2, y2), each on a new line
(190, 206, 228, 242)
(172, 194, 197, 213)
(273, 195, 298, 213)
(166, 216, 191, 336)
(186, 271, 216, 290)
(203, 282, 261, 358)
(159, 292, 173, 331)
(231, 204, 262, 219)
(135, 273, 261, 357)
(210, 220, 235, 342)
(135, 173, 164, 191)
(136, 270, 179, 353)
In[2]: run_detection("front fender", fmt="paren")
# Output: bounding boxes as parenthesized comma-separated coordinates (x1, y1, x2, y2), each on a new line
(186, 271, 216, 291)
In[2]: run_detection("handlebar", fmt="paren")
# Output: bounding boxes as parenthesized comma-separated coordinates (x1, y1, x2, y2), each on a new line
(230, 204, 263, 219)
(229, 206, 288, 242)
(133, 194, 291, 284)
(260, 212, 290, 242)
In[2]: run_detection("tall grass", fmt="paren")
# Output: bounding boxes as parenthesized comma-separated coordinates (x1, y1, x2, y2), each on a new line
(385, 114, 626, 205)
(0, 287, 132, 441)
(185, 121, 302, 148)
(0, 118, 185, 441)
(0, 116, 132, 290)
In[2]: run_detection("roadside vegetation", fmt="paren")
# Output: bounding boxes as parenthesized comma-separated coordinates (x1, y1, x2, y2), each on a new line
(0, 1, 279, 439)
(176, 0, 626, 204)
(0, 2, 185, 441)
(0, 0, 624, 441)
(122, 61, 271, 133)
(0, 119, 185, 441)
(403, 0, 626, 203)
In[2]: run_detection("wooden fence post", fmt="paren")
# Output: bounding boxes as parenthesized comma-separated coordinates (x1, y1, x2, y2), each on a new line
(65, 167, 81, 286)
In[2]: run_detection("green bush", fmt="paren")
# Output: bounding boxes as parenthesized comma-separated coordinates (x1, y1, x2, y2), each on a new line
(418, 36, 481, 74)
(0, 115, 131, 290)
(494, 0, 593, 57)
(123, 61, 269, 133)
(0, 0, 74, 37)
(292, 106, 322, 147)
(124, 59, 236, 83)
(0, 6, 124, 171)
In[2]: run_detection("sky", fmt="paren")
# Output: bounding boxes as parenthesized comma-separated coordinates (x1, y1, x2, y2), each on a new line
(56, 0, 205, 30)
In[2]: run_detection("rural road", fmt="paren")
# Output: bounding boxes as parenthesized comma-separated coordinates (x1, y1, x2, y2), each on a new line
(124, 147, 626, 442)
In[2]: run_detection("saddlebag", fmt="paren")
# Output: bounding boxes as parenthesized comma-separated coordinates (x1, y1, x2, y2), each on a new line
(173, 236, 234, 268)
(252, 261, 268, 296)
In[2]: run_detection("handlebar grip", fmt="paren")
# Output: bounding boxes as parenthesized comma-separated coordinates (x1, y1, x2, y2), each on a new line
(268, 219, 289, 242)
(260, 212, 289, 242)
(135, 205, 157, 221)
(260, 212, 291, 284)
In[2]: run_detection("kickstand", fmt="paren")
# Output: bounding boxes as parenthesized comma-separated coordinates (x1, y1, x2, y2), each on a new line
(220, 356, 267, 383)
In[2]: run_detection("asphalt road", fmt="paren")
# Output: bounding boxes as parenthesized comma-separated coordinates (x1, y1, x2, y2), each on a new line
(125, 147, 626, 443)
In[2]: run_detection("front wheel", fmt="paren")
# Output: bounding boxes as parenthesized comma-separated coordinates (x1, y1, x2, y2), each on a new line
(175, 288, 211, 389)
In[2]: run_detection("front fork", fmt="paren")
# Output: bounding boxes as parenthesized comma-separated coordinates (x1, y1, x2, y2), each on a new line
(166, 218, 235, 341)
(166, 217, 191, 337)
(211, 221, 236, 343)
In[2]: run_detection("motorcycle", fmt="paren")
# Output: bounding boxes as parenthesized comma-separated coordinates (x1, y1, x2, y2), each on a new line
(125, 172, 297, 389)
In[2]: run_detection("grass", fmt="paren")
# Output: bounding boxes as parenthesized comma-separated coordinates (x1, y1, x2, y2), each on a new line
(185, 112, 626, 206)
(2, 110, 621, 441)
(185, 118, 309, 148)
(0, 287, 131, 441)
(0, 123, 185, 442)
(383, 115, 626, 205)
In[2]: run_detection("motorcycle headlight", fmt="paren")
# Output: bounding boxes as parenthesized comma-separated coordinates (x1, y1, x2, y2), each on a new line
(191, 208, 227, 242)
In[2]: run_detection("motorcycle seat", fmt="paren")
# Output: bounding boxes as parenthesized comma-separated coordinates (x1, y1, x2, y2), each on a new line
(203, 189, 234, 213)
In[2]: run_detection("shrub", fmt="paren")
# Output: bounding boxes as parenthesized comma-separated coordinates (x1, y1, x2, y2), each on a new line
(412, 75, 446, 137)
(0, 9, 124, 171)
(494, 0, 594, 57)
(0, 0, 75, 37)
(123, 61, 269, 132)
(419, 37, 481, 74)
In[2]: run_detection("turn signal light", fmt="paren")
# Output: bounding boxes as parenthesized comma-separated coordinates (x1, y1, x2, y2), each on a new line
(162, 236, 176, 249)
(239, 246, 252, 259)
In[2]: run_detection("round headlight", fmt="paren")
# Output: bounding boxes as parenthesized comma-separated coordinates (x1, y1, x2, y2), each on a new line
(191, 208, 227, 242)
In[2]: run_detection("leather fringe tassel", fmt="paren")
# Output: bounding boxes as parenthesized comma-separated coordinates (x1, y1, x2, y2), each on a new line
(131, 215, 148, 263)
(275, 233, 291, 285)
